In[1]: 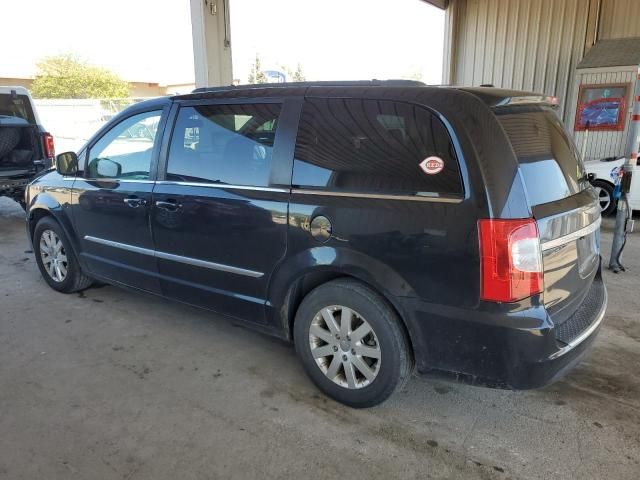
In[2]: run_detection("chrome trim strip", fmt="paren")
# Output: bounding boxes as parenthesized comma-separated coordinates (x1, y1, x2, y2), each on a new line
(290, 188, 463, 203)
(116, 179, 156, 184)
(84, 236, 264, 278)
(80, 178, 156, 184)
(540, 217, 602, 252)
(155, 180, 288, 193)
(549, 283, 607, 360)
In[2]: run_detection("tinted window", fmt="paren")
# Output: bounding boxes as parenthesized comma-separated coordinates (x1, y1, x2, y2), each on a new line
(87, 110, 162, 180)
(0, 94, 36, 123)
(498, 108, 587, 206)
(167, 103, 281, 187)
(293, 99, 462, 195)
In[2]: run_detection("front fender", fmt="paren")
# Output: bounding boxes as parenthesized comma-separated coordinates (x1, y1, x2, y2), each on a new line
(27, 189, 79, 255)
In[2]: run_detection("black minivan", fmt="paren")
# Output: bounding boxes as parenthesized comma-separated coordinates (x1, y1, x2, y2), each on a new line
(25, 81, 607, 407)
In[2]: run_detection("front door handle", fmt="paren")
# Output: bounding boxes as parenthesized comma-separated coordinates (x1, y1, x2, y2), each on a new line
(155, 200, 183, 211)
(123, 196, 147, 208)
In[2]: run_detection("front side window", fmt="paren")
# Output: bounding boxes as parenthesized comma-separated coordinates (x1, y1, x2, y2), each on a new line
(166, 103, 281, 187)
(293, 98, 463, 195)
(87, 110, 162, 180)
(574, 84, 628, 131)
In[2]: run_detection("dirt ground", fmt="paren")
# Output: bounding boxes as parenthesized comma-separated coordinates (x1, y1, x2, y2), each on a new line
(1, 196, 639, 480)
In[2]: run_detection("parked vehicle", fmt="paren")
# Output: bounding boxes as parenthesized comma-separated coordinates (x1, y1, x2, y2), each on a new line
(0, 86, 55, 208)
(25, 81, 607, 407)
(584, 157, 640, 215)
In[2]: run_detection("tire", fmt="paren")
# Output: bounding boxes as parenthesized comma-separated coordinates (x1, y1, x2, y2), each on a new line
(33, 216, 93, 293)
(293, 278, 413, 408)
(592, 180, 616, 216)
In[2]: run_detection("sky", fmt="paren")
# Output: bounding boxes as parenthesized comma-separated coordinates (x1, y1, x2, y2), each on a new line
(1, 0, 445, 85)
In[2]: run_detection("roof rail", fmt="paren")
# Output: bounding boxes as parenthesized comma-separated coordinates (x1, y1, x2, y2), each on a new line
(191, 79, 426, 94)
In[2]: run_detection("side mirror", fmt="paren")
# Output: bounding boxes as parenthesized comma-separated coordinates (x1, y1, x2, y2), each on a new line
(55, 151, 78, 176)
(95, 158, 122, 178)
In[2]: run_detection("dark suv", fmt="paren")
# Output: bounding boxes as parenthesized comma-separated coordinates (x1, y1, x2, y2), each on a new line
(25, 81, 607, 407)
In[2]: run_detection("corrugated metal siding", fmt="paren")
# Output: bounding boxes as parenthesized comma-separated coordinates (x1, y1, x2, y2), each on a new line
(569, 67, 636, 161)
(599, 0, 640, 39)
(452, 0, 590, 123)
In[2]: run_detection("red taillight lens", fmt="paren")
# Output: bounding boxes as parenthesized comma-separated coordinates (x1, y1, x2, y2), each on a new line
(43, 133, 55, 159)
(478, 218, 543, 303)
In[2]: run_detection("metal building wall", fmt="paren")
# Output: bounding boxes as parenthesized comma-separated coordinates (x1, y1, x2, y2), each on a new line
(599, 0, 640, 39)
(450, 0, 591, 123)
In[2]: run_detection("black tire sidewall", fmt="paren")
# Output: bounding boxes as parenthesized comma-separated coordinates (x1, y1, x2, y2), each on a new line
(294, 280, 409, 408)
(33, 217, 81, 293)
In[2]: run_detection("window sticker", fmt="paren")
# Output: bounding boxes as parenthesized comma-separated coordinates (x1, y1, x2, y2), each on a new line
(419, 156, 444, 175)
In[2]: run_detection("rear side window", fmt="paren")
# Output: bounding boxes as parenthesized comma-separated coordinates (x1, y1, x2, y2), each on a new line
(293, 99, 463, 196)
(167, 103, 281, 187)
(497, 108, 587, 206)
(0, 94, 36, 123)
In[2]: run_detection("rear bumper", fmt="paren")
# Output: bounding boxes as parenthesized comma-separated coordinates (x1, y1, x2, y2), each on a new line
(402, 273, 607, 390)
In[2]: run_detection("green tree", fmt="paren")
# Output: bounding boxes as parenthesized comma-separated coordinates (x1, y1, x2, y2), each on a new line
(291, 63, 306, 82)
(31, 54, 130, 99)
(281, 63, 306, 82)
(247, 53, 268, 84)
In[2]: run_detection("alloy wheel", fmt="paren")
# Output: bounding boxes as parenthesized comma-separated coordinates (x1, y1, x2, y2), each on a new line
(308, 305, 381, 389)
(39, 229, 68, 283)
(594, 186, 611, 213)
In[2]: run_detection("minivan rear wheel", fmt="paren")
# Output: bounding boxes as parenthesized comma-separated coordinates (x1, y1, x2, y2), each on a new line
(33, 216, 93, 293)
(293, 278, 412, 408)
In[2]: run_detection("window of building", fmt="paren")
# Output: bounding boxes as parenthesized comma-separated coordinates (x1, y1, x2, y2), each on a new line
(574, 84, 628, 131)
(293, 98, 462, 196)
(166, 103, 281, 186)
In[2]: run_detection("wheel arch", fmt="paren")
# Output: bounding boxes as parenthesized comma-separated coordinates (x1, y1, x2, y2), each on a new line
(268, 248, 419, 362)
(27, 194, 79, 254)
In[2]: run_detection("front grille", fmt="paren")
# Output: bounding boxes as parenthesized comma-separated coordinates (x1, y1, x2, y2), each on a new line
(554, 278, 605, 345)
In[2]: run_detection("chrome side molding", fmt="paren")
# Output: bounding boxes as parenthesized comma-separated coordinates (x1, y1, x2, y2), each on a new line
(84, 236, 264, 278)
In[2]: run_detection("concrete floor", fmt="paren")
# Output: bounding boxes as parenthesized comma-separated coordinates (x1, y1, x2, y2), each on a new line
(1, 197, 639, 480)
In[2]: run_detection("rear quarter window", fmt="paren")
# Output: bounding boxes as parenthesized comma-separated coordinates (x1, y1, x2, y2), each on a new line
(0, 94, 36, 123)
(497, 108, 587, 206)
(293, 98, 463, 196)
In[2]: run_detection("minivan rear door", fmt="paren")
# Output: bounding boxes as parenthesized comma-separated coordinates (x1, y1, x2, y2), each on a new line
(496, 107, 601, 326)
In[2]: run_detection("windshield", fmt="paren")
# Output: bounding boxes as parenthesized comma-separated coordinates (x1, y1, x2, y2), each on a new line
(0, 93, 36, 123)
(497, 107, 587, 206)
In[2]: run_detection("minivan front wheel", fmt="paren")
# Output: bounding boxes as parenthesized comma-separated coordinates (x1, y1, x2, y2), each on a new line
(294, 279, 412, 408)
(33, 217, 93, 293)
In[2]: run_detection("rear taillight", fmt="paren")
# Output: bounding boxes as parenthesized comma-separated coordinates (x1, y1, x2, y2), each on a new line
(478, 218, 543, 303)
(43, 133, 55, 160)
